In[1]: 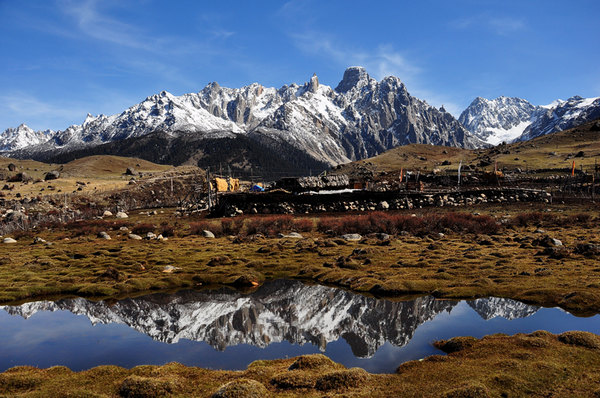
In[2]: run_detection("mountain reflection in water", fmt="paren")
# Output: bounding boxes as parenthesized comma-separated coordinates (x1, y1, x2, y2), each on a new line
(1, 280, 597, 373)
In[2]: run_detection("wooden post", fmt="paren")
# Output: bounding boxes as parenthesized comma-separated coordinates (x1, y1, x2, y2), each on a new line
(206, 168, 212, 209)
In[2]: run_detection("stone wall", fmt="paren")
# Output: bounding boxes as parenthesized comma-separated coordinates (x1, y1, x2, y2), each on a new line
(213, 188, 551, 217)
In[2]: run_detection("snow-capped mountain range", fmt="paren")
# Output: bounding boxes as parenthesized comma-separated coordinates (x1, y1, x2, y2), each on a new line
(0, 280, 539, 357)
(1, 67, 481, 170)
(2, 68, 598, 170)
(459, 95, 600, 145)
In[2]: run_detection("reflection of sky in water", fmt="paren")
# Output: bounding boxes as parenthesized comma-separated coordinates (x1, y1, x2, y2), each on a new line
(0, 295, 599, 374)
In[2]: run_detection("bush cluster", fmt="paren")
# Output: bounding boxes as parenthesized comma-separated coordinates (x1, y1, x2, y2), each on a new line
(511, 212, 594, 227)
(317, 212, 500, 236)
(63, 219, 131, 236)
(190, 216, 314, 237)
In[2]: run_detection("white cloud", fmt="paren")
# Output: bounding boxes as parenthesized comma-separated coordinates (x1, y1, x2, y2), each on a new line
(489, 18, 526, 35)
(291, 31, 420, 82)
(449, 14, 526, 36)
(0, 92, 90, 131)
(288, 31, 467, 115)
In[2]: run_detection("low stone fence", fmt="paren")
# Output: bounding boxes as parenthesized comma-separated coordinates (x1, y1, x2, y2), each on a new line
(213, 188, 551, 217)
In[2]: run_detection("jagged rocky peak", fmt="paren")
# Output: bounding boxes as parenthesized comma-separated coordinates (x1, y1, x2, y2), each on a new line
(0, 123, 52, 152)
(308, 73, 319, 93)
(335, 66, 373, 93)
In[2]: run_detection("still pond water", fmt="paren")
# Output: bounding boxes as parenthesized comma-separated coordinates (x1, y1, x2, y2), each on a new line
(1, 279, 599, 373)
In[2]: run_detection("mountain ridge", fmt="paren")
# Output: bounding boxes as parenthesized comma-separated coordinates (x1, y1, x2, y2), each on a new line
(459, 95, 600, 145)
(1, 67, 482, 175)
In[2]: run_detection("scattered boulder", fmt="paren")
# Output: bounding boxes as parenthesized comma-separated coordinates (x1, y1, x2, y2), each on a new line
(98, 231, 111, 240)
(125, 167, 136, 176)
(5, 210, 28, 223)
(115, 211, 128, 219)
(377, 201, 389, 210)
(574, 243, 600, 257)
(8, 172, 32, 183)
(202, 230, 216, 238)
(574, 150, 585, 158)
(102, 210, 113, 217)
(540, 246, 570, 259)
(7, 163, 16, 172)
(3, 238, 17, 244)
(534, 235, 562, 247)
(341, 234, 362, 241)
(32, 237, 46, 244)
(44, 170, 60, 181)
(128, 234, 142, 240)
(145, 232, 156, 240)
(162, 265, 180, 273)
(211, 379, 269, 398)
(279, 232, 303, 239)
(441, 160, 452, 166)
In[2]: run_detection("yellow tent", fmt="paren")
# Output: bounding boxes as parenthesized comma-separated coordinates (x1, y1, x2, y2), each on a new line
(213, 177, 240, 192)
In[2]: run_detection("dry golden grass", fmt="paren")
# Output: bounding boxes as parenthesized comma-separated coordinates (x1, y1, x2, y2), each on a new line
(1, 332, 599, 397)
(0, 155, 200, 201)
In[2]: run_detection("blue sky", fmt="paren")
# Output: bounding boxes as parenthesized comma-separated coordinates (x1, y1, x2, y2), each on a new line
(1, 0, 599, 131)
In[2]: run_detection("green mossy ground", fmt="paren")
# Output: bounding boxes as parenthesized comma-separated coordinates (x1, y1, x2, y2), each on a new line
(1, 332, 599, 397)
(1, 204, 599, 315)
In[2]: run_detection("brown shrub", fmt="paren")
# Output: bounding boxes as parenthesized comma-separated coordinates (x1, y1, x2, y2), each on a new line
(511, 212, 557, 227)
(131, 223, 155, 235)
(221, 218, 244, 236)
(316, 212, 499, 236)
(190, 221, 222, 236)
(64, 219, 131, 236)
(158, 222, 175, 237)
(246, 215, 294, 237)
(291, 218, 314, 232)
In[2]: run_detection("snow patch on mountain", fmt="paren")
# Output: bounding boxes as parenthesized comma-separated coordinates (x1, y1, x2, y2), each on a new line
(0, 124, 53, 151)
(460, 95, 600, 145)
(458, 96, 541, 145)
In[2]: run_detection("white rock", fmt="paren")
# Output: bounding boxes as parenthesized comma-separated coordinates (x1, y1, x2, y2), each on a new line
(128, 233, 142, 240)
(102, 210, 113, 217)
(3, 238, 17, 244)
(341, 233, 362, 241)
(115, 211, 128, 219)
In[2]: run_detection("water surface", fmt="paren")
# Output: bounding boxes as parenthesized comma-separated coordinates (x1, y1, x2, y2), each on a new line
(1, 280, 598, 373)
